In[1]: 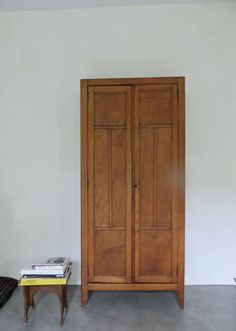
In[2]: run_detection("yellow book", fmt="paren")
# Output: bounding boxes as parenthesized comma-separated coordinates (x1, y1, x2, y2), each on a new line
(19, 270, 71, 286)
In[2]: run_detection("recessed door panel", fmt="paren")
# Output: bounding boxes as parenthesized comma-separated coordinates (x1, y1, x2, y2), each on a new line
(139, 129, 155, 228)
(156, 128, 172, 228)
(94, 90, 126, 126)
(139, 89, 172, 125)
(111, 129, 127, 228)
(94, 230, 126, 279)
(94, 130, 109, 228)
(139, 230, 172, 281)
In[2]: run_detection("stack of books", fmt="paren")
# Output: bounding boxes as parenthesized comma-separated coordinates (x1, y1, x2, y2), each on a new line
(19, 257, 72, 286)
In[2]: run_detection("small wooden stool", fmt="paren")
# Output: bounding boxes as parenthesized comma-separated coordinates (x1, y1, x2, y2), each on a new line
(22, 283, 69, 326)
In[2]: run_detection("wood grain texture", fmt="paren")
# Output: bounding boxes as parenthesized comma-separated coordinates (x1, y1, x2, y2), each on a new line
(86, 77, 183, 86)
(134, 84, 178, 284)
(81, 79, 88, 307)
(94, 230, 126, 280)
(88, 86, 95, 283)
(23, 284, 68, 325)
(156, 128, 172, 228)
(139, 230, 172, 281)
(111, 129, 127, 228)
(88, 283, 178, 291)
(94, 88, 126, 126)
(94, 129, 109, 227)
(81, 77, 185, 308)
(139, 128, 154, 227)
(177, 77, 185, 308)
(87, 85, 132, 284)
(139, 87, 172, 125)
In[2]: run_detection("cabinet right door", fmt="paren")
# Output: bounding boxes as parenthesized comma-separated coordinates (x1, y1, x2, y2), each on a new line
(134, 84, 178, 283)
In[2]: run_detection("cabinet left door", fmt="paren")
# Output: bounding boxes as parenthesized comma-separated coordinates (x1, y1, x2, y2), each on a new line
(87, 85, 132, 283)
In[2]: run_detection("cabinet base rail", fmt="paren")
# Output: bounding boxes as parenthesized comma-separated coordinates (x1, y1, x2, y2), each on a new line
(87, 283, 178, 291)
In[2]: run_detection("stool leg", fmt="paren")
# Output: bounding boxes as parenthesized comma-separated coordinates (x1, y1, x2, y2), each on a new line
(23, 287, 30, 324)
(62, 286, 68, 313)
(64, 286, 68, 313)
(59, 286, 65, 326)
(31, 295, 35, 311)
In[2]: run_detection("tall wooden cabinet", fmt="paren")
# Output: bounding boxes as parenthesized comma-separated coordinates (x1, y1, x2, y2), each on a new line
(81, 77, 185, 308)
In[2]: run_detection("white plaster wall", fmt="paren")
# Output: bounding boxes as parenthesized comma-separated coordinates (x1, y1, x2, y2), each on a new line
(0, 2, 235, 284)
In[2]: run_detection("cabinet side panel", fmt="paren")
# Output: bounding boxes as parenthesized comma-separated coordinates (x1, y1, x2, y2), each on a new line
(81, 80, 88, 305)
(177, 77, 185, 308)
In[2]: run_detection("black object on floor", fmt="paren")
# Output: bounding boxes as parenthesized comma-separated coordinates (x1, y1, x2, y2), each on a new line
(0, 277, 18, 309)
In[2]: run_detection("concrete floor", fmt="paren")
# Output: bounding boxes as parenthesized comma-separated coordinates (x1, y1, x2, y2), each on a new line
(0, 286, 235, 331)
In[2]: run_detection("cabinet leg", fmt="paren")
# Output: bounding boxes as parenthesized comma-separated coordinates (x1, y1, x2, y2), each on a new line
(81, 286, 88, 307)
(177, 287, 184, 309)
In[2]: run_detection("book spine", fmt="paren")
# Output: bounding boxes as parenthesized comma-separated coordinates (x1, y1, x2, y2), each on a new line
(22, 264, 71, 278)
(22, 274, 64, 279)
(19, 269, 71, 286)
(20, 278, 67, 286)
(32, 265, 65, 270)
(21, 269, 64, 275)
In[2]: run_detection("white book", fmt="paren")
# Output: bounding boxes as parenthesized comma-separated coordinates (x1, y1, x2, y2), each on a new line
(32, 257, 70, 270)
(21, 267, 65, 275)
(33, 265, 65, 271)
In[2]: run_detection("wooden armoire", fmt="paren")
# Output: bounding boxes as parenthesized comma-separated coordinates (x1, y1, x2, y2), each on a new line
(81, 77, 185, 308)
